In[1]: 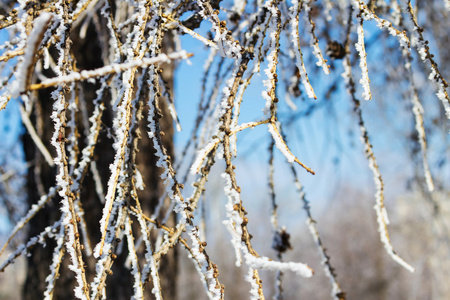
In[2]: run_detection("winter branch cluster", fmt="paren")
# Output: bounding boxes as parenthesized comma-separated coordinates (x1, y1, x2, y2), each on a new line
(0, 0, 448, 299)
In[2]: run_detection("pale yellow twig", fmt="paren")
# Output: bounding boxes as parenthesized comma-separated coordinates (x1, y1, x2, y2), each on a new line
(19, 105, 55, 167)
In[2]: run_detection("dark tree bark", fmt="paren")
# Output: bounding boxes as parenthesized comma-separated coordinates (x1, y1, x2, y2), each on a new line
(22, 14, 177, 300)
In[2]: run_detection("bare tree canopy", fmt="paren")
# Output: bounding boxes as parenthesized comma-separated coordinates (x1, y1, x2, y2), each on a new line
(0, 0, 448, 299)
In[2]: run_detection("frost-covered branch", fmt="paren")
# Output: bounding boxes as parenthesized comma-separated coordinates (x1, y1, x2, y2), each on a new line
(0, 0, 446, 299)
(29, 51, 192, 91)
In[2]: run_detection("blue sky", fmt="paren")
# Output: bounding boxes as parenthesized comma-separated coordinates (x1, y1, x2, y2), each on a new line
(0, 1, 448, 236)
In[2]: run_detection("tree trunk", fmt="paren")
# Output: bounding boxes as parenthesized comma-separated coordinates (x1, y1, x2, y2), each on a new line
(22, 13, 177, 300)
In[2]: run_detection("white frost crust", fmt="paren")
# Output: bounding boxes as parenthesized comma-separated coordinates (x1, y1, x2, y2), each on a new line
(50, 4, 89, 296)
(38, 51, 190, 88)
(284, 92, 298, 111)
(124, 218, 144, 300)
(0, 221, 61, 271)
(401, 0, 450, 120)
(221, 172, 243, 266)
(355, 20, 372, 101)
(373, 200, 415, 272)
(341, 45, 414, 273)
(190, 138, 220, 174)
(14, 1, 29, 50)
(145, 63, 199, 297)
(408, 67, 434, 192)
(186, 225, 222, 300)
(268, 123, 295, 163)
(293, 164, 345, 299)
(302, 0, 330, 74)
(100, 0, 121, 63)
(359, 121, 415, 273)
(244, 251, 313, 277)
(95, 83, 130, 258)
(167, 103, 182, 132)
(4, 187, 56, 248)
(43, 225, 65, 299)
(96, 0, 163, 254)
(371, 12, 410, 51)
(289, 0, 316, 99)
(341, 56, 352, 85)
(305, 216, 344, 299)
(91, 202, 124, 298)
(176, 22, 218, 49)
(11, 12, 53, 97)
(43, 46, 50, 69)
(132, 207, 163, 300)
(196, 0, 242, 59)
(246, 267, 260, 300)
(222, 169, 314, 282)
(261, 6, 279, 116)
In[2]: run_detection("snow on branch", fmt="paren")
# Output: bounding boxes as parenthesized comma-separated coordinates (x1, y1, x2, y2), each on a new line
(342, 56, 415, 273)
(289, 0, 317, 99)
(302, 0, 330, 74)
(0, 220, 62, 272)
(0, 187, 58, 257)
(268, 122, 315, 175)
(402, 0, 450, 119)
(29, 51, 193, 91)
(11, 12, 53, 98)
(402, 50, 435, 192)
(43, 224, 65, 300)
(290, 163, 346, 299)
(353, 1, 372, 101)
(244, 251, 313, 277)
